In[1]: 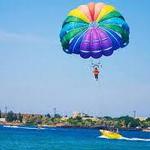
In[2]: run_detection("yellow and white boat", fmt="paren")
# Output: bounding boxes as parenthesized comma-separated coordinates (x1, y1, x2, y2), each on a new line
(100, 129, 123, 139)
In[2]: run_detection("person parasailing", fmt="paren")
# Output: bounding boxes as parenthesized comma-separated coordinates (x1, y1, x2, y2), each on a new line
(91, 61, 102, 81)
(59, 2, 130, 81)
(92, 67, 100, 81)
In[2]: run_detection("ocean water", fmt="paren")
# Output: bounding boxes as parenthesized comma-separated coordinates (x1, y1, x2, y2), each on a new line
(0, 125, 150, 150)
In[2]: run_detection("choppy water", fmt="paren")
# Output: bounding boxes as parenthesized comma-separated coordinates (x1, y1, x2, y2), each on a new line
(0, 125, 150, 150)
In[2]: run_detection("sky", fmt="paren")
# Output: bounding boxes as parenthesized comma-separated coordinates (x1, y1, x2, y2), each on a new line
(0, 0, 150, 117)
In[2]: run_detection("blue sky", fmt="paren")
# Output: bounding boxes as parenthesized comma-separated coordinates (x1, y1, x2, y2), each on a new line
(0, 0, 150, 117)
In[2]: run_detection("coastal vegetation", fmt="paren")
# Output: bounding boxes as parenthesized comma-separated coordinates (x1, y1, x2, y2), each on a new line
(0, 111, 150, 130)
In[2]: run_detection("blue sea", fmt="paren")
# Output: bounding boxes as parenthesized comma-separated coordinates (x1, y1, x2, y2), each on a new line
(0, 125, 150, 150)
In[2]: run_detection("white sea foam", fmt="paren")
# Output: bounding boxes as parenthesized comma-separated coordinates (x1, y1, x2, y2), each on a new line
(120, 137, 150, 142)
(19, 127, 46, 130)
(99, 135, 150, 142)
(3, 125, 46, 130)
(3, 125, 19, 128)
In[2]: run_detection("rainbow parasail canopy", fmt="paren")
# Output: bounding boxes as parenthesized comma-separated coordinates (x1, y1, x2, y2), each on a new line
(60, 2, 130, 59)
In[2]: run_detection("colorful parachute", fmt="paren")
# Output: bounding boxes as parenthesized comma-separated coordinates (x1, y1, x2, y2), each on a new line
(60, 2, 130, 59)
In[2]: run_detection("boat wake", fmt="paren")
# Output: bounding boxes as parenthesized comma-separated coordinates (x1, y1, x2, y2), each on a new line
(120, 137, 150, 142)
(3, 125, 46, 130)
(99, 136, 150, 142)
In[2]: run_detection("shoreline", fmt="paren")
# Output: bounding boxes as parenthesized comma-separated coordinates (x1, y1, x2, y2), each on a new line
(1, 113, 149, 132)
(1, 122, 148, 132)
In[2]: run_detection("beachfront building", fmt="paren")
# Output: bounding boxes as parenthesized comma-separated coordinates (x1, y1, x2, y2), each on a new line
(72, 112, 93, 119)
(0, 118, 6, 123)
(136, 117, 147, 121)
(72, 112, 81, 119)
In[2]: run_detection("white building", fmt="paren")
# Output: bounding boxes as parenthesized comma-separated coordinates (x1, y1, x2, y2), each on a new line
(0, 118, 6, 122)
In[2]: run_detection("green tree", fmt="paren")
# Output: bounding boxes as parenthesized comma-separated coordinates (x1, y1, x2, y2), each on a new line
(118, 116, 140, 128)
(103, 116, 113, 120)
(6, 111, 15, 122)
(18, 113, 23, 123)
(46, 113, 51, 118)
(13, 114, 17, 121)
(54, 113, 61, 118)
(0, 110, 1, 118)
(67, 117, 84, 127)
(146, 118, 150, 122)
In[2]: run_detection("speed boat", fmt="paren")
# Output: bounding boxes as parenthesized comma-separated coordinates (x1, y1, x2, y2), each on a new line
(100, 129, 123, 139)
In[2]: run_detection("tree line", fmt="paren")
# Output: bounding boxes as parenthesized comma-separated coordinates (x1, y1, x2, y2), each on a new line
(0, 110, 150, 129)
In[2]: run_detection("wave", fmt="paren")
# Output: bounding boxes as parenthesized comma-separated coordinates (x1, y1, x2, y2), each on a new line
(120, 137, 150, 142)
(99, 136, 150, 142)
(3, 125, 46, 130)
(3, 125, 19, 128)
(19, 127, 46, 130)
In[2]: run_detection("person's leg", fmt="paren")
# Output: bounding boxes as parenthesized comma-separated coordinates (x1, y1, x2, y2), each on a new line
(96, 75, 98, 80)
(95, 74, 98, 80)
